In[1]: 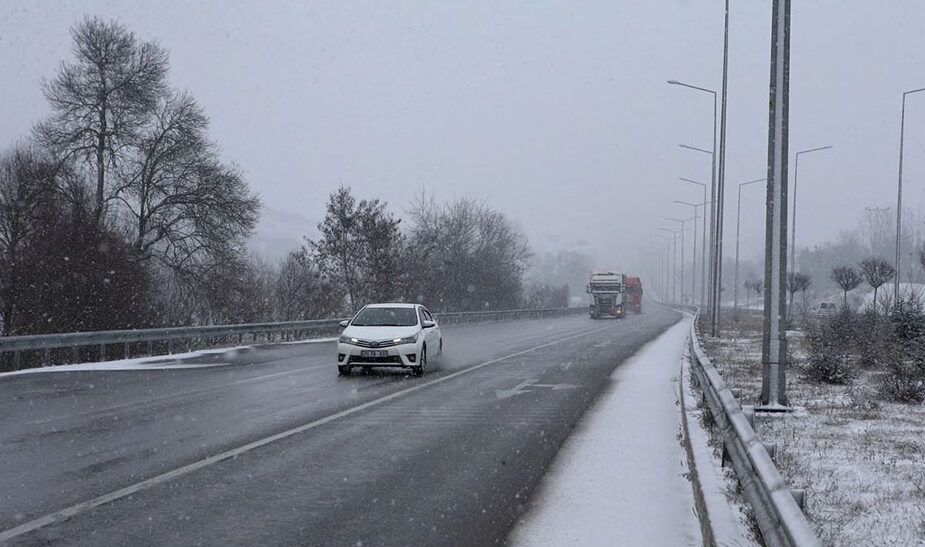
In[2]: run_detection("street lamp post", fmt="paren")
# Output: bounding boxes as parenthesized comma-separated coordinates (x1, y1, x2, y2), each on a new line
(790, 146, 833, 280)
(669, 80, 718, 324)
(734, 178, 767, 316)
(679, 177, 709, 307)
(760, 0, 791, 410)
(894, 87, 925, 308)
(655, 232, 675, 302)
(674, 200, 704, 303)
(665, 219, 695, 303)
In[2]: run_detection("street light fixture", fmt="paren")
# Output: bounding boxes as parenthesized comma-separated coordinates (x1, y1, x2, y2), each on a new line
(665, 218, 695, 304)
(790, 146, 833, 280)
(674, 200, 705, 303)
(894, 87, 925, 308)
(669, 80, 719, 327)
(679, 177, 709, 307)
(654, 232, 675, 302)
(733, 178, 767, 315)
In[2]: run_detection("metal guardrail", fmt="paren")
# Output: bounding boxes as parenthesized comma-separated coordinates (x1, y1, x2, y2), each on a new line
(0, 306, 587, 371)
(683, 305, 820, 547)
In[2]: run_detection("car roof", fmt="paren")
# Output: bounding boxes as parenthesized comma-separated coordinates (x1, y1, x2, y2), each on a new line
(363, 303, 420, 309)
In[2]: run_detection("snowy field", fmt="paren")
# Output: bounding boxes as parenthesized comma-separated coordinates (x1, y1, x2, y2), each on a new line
(703, 314, 925, 546)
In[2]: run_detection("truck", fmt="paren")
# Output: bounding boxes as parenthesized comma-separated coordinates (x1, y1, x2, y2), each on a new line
(625, 277, 643, 314)
(587, 270, 626, 319)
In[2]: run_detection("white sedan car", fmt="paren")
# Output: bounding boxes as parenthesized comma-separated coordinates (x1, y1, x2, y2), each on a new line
(337, 303, 442, 376)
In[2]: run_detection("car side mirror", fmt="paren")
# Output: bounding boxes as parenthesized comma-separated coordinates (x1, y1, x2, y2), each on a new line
(585, 284, 590, 294)
(422, 320, 436, 329)
(339, 320, 349, 328)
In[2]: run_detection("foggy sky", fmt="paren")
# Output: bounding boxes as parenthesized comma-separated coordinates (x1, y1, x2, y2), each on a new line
(3, 1, 925, 274)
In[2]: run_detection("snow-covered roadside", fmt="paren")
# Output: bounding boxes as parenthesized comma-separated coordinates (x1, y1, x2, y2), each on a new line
(704, 318, 925, 546)
(0, 336, 337, 378)
(511, 317, 712, 546)
(680, 333, 759, 547)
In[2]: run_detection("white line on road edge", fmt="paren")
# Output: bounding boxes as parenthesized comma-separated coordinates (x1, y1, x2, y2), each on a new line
(0, 323, 619, 542)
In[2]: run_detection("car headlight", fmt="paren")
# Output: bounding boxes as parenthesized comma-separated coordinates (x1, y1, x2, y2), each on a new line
(393, 334, 418, 345)
(339, 335, 359, 345)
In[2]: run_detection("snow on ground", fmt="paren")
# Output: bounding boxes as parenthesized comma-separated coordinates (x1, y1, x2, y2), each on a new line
(704, 313, 925, 546)
(680, 335, 759, 547)
(510, 317, 703, 546)
(0, 337, 336, 378)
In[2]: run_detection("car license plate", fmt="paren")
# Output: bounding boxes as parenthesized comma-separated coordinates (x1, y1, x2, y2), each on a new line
(361, 350, 387, 358)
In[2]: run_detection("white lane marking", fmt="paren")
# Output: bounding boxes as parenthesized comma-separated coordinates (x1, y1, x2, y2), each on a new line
(495, 379, 579, 399)
(0, 323, 619, 542)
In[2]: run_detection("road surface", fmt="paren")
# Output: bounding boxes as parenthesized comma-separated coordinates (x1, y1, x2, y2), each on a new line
(0, 307, 681, 545)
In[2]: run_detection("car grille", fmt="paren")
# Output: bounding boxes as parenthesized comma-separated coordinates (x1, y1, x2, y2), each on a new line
(353, 339, 399, 349)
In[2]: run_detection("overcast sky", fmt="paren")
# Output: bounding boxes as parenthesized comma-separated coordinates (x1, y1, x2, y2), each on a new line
(3, 1, 925, 273)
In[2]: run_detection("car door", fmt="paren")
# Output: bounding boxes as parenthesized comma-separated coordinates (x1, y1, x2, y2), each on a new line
(420, 306, 440, 350)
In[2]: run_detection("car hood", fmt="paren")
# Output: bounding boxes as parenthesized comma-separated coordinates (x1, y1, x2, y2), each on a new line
(342, 325, 420, 341)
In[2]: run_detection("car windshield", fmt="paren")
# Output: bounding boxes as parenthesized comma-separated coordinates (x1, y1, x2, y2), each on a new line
(351, 307, 418, 327)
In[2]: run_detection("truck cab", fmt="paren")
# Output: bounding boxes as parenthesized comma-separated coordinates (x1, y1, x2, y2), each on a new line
(587, 270, 626, 319)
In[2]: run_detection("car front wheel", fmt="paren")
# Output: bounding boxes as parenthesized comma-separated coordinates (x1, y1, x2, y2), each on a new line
(338, 365, 352, 376)
(412, 346, 427, 376)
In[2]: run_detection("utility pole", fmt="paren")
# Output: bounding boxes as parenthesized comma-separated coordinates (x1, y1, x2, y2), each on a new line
(760, 0, 791, 410)
(712, 0, 730, 336)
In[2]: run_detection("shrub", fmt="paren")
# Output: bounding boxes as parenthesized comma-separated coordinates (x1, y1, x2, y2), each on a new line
(855, 309, 894, 369)
(878, 361, 925, 403)
(803, 315, 857, 384)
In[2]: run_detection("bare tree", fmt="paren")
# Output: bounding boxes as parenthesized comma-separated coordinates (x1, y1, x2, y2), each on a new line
(832, 265, 863, 310)
(275, 249, 344, 321)
(0, 145, 58, 334)
(787, 272, 812, 320)
(860, 257, 896, 312)
(35, 16, 168, 222)
(118, 90, 260, 278)
(309, 186, 405, 310)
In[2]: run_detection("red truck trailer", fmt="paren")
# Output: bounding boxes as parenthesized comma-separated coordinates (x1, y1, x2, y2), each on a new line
(625, 277, 643, 314)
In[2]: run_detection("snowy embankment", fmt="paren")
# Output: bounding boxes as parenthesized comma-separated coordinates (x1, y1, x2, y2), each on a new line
(0, 337, 336, 378)
(511, 316, 755, 546)
(704, 319, 925, 546)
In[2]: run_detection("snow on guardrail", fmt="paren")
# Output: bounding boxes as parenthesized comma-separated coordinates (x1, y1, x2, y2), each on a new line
(679, 304, 821, 547)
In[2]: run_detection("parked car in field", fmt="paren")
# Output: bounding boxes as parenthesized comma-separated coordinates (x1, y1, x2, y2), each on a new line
(337, 303, 442, 376)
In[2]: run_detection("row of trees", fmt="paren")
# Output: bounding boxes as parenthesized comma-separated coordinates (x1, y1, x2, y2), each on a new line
(1, 17, 572, 337)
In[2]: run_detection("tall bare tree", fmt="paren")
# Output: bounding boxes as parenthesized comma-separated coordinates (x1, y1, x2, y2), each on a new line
(831, 265, 863, 310)
(35, 16, 167, 223)
(118, 90, 259, 278)
(309, 186, 405, 310)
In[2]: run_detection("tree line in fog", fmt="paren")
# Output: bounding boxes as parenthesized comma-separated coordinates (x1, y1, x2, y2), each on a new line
(0, 17, 582, 336)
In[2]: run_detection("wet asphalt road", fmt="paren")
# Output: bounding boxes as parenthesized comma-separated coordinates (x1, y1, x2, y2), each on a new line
(0, 307, 681, 546)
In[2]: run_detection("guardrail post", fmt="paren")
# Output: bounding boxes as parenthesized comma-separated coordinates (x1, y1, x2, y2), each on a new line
(14, 350, 21, 371)
(147, 340, 153, 356)
(791, 488, 806, 511)
(72, 346, 79, 364)
(124, 342, 130, 360)
(99, 344, 106, 362)
(167, 339, 173, 355)
(742, 405, 756, 428)
(762, 441, 778, 461)
(43, 348, 50, 367)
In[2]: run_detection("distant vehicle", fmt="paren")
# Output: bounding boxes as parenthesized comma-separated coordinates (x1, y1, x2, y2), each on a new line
(337, 303, 442, 376)
(587, 270, 626, 319)
(813, 302, 838, 315)
(625, 277, 643, 314)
